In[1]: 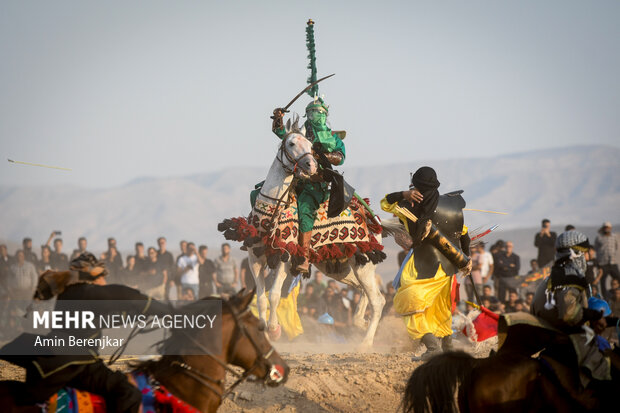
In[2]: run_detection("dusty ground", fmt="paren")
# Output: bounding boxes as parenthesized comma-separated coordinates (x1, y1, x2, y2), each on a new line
(0, 316, 495, 413)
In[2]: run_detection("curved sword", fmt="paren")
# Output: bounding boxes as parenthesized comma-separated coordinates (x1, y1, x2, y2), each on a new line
(280, 73, 335, 112)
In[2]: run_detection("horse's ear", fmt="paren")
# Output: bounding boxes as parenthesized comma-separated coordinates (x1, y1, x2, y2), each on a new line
(292, 115, 300, 132)
(300, 124, 306, 136)
(285, 118, 291, 133)
(237, 288, 255, 310)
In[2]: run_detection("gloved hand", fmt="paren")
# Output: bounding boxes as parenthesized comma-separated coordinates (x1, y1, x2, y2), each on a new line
(582, 308, 604, 323)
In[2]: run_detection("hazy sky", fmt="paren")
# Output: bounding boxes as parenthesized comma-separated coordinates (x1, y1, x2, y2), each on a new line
(1, 1, 619, 188)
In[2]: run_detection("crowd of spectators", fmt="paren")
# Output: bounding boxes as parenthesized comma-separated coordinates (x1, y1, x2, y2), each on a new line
(1, 219, 618, 340)
(0, 232, 257, 310)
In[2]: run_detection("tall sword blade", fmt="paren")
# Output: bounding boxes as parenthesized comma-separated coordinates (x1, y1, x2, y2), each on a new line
(282, 73, 335, 111)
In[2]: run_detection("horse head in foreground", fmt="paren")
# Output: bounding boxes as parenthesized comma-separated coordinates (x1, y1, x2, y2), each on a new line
(0, 289, 289, 413)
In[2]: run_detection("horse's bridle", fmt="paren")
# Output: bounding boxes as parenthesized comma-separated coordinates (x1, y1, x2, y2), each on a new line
(172, 300, 283, 401)
(276, 133, 315, 177)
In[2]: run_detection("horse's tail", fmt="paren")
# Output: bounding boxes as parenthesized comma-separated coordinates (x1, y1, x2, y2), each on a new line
(403, 351, 476, 413)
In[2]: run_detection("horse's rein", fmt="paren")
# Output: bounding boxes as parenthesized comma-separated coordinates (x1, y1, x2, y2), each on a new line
(276, 134, 314, 176)
(172, 303, 279, 401)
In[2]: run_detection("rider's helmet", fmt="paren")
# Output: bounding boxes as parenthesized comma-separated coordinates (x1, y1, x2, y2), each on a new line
(305, 97, 329, 115)
(554, 230, 590, 274)
(588, 297, 612, 317)
(318, 312, 334, 325)
(70, 252, 108, 281)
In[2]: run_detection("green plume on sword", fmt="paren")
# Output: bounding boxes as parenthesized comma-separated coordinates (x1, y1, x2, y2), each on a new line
(306, 19, 318, 97)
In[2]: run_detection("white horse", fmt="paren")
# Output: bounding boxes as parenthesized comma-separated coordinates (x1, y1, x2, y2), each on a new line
(247, 117, 385, 349)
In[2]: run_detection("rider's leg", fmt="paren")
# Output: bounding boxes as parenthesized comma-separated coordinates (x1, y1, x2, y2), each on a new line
(295, 189, 321, 274)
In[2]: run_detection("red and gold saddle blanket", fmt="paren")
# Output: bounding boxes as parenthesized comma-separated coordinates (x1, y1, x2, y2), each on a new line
(219, 196, 385, 269)
(45, 372, 199, 413)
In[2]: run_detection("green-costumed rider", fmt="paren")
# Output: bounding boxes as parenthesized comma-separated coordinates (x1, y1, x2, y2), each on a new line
(270, 19, 346, 274)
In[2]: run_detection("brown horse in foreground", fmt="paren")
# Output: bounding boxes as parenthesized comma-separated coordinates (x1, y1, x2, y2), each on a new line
(402, 349, 618, 413)
(0, 289, 289, 413)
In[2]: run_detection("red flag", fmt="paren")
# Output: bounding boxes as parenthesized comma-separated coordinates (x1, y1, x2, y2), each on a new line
(462, 305, 499, 342)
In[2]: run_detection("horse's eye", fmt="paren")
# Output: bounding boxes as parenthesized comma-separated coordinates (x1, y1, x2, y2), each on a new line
(289, 142, 295, 147)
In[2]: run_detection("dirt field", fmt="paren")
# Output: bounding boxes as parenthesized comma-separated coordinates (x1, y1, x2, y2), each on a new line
(0, 316, 494, 412)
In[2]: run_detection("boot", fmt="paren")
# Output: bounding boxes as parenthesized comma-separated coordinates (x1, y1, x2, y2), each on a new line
(412, 333, 442, 361)
(441, 335, 454, 352)
(294, 231, 313, 274)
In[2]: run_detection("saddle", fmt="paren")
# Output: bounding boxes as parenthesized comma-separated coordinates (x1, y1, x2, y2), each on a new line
(219, 196, 385, 272)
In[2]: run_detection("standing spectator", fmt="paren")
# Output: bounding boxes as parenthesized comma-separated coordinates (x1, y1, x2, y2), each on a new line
(585, 246, 603, 289)
(0, 245, 12, 335)
(176, 240, 188, 264)
(22, 237, 38, 265)
(494, 241, 520, 303)
(299, 284, 319, 317)
(44, 231, 65, 268)
(122, 256, 138, 288)
(478, 242, 495, 292)
(157, 237, 175, 299)
(48, 237, 68, 271)
(0, 244, 14, 277)
(467, 245, 483, 301)
(594, 222, 619, 298)
(239, 256, 255, 292)
(9, 250, 38, 300)
(102, 238, 123, 279)
(214, 243, 238, 295)
(606, 279, 620, 302)
(565, 225, 576, 231)
(102, 246, 122, 284)
(504, 290, 520, 313)
(610, 288, 620, 317)
(37, 245, 53, 273)
(70, 237, 88, 260)
(134, 242, 148, 273)
(523, 292, 535, 312)
(527, 259, 540, 275)
(142, 247, 167, 299)
(534, 219, 557, 267)
(308, 271, 327, 296)
(198, 245, 216, 298)
(177, 242, 200, 299)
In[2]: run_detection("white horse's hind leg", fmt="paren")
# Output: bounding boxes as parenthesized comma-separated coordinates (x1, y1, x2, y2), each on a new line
(352, 262, 386, 349)
(267, 264, 287, 341)
(352, 292, 369, 329)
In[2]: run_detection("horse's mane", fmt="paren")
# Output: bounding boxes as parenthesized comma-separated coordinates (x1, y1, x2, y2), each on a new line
(131, 296, 235, 375)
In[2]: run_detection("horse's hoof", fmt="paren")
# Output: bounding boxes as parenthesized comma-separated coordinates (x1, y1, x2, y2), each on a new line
(268, 325, 282, 341)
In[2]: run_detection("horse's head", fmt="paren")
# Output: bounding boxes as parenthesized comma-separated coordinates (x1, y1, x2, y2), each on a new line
(279, 115, 318, 179)
(224, 289, 289, 386)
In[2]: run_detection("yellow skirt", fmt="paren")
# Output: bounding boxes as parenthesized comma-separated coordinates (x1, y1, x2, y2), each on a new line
(393, 252, 453, 339)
